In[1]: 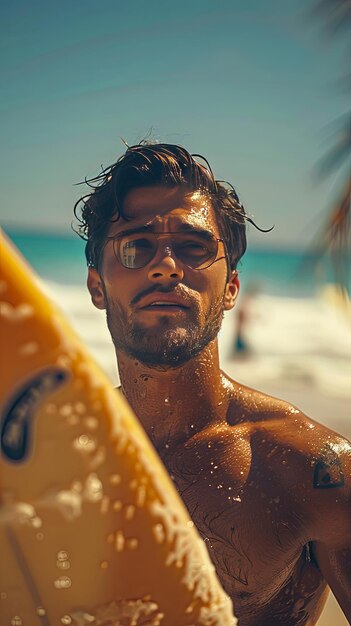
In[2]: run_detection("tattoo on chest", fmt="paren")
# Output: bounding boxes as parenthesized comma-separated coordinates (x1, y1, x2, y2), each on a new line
(313, 444, 345, 489)
(167, 460, 252, 587)
(196, 508, 252, 587)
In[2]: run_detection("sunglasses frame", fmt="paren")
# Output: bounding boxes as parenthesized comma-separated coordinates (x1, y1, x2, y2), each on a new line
(108, 230, 225, 271)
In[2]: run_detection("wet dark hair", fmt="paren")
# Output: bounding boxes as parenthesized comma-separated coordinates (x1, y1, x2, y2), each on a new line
(74, 142, 268, 272)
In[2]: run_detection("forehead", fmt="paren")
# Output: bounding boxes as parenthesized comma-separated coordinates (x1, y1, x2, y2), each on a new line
(110, 186, 220, 236)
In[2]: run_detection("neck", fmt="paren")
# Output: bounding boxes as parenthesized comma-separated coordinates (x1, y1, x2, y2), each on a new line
(116, 339, 230, 452)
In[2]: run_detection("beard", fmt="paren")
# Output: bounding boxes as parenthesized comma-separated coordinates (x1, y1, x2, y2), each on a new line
(103, 286, 225, 368)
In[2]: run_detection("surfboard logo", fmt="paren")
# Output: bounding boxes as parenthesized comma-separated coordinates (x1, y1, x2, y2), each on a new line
(1, 368, 68, 463)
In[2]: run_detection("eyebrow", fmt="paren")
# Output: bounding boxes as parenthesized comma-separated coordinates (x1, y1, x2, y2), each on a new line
(110, 223, 215, 240)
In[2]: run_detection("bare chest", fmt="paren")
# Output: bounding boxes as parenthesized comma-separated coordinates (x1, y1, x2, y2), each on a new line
(162, 448, 326, 623)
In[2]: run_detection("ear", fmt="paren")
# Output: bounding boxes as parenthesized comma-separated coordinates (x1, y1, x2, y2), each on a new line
(87, 268, 106, 310)
(223, 270, 239, 311)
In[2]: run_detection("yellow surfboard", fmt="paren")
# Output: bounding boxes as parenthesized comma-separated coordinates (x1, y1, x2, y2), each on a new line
(0, 231, 236, 626)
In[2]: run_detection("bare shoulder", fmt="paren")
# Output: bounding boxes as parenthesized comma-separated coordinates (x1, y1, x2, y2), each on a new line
(243, 386, 350, 476)
(187, 381, 351, 515)
(225, 383, 351, 536)
(228, 382, 350, 474)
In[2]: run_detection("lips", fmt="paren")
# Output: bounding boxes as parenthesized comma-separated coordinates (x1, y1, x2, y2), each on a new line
(137, 293, 190, 310)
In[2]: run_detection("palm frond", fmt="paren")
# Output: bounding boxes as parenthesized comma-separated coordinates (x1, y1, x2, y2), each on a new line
(313, 0, 351, 33)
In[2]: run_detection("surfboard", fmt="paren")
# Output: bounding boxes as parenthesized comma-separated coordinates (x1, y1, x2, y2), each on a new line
(0, 231, 236, 626)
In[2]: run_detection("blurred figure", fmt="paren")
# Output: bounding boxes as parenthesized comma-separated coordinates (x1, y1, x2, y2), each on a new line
(232, 283, 259, 357)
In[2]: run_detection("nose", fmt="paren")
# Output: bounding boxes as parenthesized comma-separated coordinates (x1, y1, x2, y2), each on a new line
(147, 244, 184, 284)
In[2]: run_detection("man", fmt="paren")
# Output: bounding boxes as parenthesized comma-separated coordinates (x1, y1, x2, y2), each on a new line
(75, 142, 351, 625)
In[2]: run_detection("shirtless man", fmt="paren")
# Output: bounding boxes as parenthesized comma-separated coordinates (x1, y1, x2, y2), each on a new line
(75, 142, 351, 625)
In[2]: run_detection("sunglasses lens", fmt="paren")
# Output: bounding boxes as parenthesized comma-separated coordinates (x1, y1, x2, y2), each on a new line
(113, 232, 218, 269)
(173, 234, 217, 269)
(116, 234, 156, 269)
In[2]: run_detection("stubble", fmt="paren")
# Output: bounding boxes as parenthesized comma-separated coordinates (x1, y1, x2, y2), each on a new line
(102, 283, 225, 368)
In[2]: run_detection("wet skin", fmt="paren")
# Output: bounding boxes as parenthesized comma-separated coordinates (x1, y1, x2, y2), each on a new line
(88, 186, 351, 625)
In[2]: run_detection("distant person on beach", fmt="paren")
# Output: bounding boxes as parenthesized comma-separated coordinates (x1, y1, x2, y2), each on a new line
(231, 284, 258, 357)
(75, 142, 351, 625)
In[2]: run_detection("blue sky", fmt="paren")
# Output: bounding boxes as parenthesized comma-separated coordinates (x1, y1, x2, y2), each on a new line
(1, 0, 348, 247)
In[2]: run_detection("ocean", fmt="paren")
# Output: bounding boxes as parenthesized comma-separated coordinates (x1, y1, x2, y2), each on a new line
(3, 228, 351, 409)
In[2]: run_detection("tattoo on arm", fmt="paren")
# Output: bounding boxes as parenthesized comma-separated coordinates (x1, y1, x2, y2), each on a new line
(313, 444, 345, 489)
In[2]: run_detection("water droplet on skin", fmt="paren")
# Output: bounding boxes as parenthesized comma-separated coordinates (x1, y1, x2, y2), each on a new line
(84, 473, 103, 501)
(57, 559, 70, 570)
(124, 504, 136, 520)
(37, 607, 46, 616)
(153, 523, 165, 543)
(54, 576, 72, 589)
(288, 407, 300, 415)
(100, 561, 109, 569)
(61, 616, 72, 625)
(109, 473, 121, 485)
(57, 550, 69, 561)
(164, 397, 170, 404)
(60, 404, 73, 417)
(73, 434, 97, 452)
(70, 613, 95, 624)
(74, 402, 86, 415)
(84, 416, 98, 430)
(136, 485, 146, 507)
(36, 532, 44, 541)
(115, 531, 125, 552)
(128, 538, 138, 549)
(11, 618, 22, 626)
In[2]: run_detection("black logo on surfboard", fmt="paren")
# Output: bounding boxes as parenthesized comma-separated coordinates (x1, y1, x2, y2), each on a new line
(1, 368, 68, 463)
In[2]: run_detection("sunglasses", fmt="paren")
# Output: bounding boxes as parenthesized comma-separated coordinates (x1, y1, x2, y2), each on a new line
(108, 229, 225, 270)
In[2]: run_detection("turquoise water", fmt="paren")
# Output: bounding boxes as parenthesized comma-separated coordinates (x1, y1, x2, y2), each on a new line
(3, 227, 339, 296)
